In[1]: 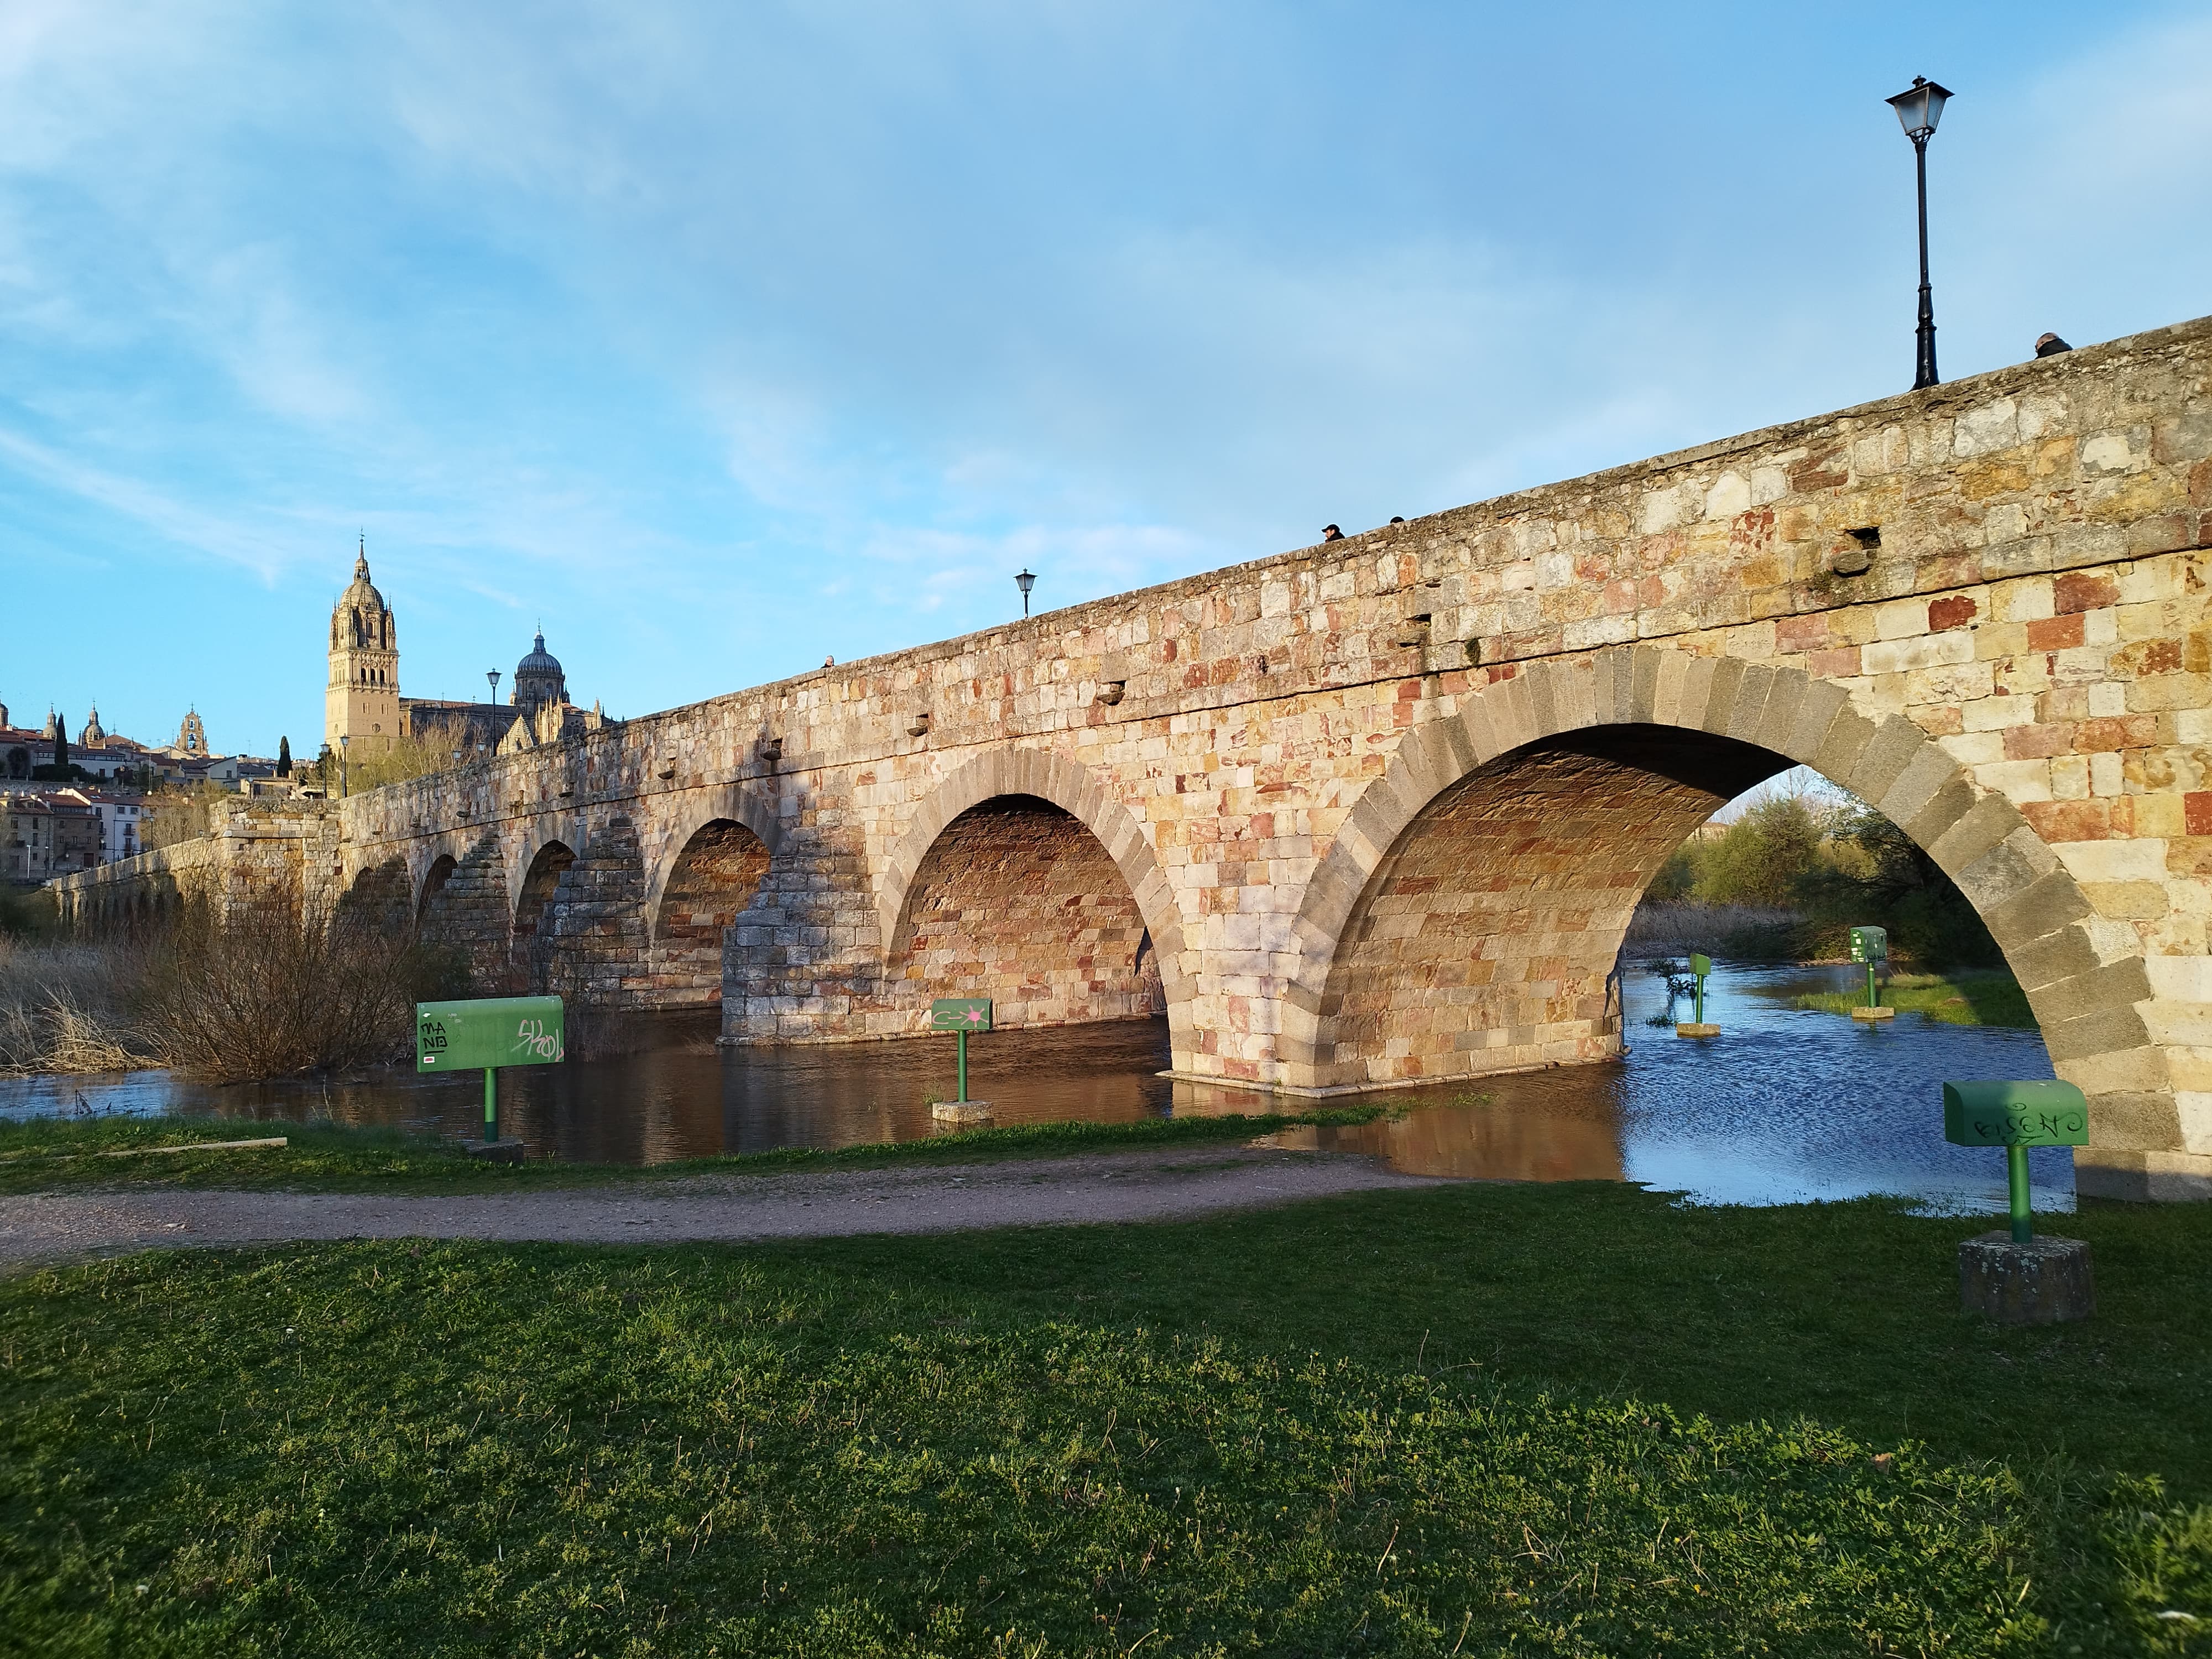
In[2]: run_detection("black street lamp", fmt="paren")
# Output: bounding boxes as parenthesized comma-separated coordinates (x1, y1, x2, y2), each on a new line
(1886, 75, 1953, 391)
(487, 670, 502, 705)
(1015, 568, 1036, 617)
(338, 734, 349, 799)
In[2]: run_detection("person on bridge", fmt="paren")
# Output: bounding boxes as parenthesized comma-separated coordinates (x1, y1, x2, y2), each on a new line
(1321, 524, 1343, 542)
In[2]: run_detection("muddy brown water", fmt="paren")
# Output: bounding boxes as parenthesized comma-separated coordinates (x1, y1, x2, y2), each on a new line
(2, 965, 2065, 1214)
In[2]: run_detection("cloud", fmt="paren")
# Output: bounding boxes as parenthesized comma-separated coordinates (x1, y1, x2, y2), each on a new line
(0, 424, 294, 577)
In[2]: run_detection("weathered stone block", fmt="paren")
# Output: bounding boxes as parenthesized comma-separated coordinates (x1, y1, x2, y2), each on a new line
(1959, 1233, 2094, 1324)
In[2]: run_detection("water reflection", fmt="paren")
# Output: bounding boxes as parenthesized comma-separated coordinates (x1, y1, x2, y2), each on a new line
(1224, 963, 2069, 1215)
(0, 962, 2067, 1213)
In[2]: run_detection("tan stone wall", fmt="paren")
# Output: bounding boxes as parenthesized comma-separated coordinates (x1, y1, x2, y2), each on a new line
(63, 315, 2212, 1196)
(881, 795, 1153, 1032)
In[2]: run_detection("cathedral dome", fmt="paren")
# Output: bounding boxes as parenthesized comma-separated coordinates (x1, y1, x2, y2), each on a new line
(512, 630, 567, 710)
(516, 631, 562, 678)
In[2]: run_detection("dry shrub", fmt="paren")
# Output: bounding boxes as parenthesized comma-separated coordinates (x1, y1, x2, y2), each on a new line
(0, 938, 148, 1076)
(134, 895, 467, 1082)
(1625, 899, 1799, 961)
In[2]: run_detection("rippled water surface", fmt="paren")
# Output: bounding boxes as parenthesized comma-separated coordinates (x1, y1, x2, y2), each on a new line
(1, 963, 2065, 1212)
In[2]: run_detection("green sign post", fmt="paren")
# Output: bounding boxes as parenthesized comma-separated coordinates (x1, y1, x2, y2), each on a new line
(1943, 1080, 2089, 1243)
(1849, 926, 1893, 1021)
(416, 995, 565, 1153)
(1675, 952, 1718, 1037)
(930, 998, 992, 1103)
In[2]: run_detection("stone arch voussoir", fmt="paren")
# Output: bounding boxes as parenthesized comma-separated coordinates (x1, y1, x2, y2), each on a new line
(1284, 646, 2171, 1153)
(877, 749, 1193, 1039)
(640, 782, 785, 938)
(507, 815, 585, 923)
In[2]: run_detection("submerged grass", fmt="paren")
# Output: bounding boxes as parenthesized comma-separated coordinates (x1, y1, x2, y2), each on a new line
(0, 1108, 1402, 1196)
(1792, 970, 2037, 1029)
(3, 1185, 2210, 1655)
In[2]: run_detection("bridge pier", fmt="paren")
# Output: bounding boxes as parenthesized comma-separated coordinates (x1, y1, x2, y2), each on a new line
(52, 314, 2212, 1198)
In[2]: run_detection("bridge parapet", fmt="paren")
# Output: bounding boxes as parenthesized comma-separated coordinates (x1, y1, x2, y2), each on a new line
(51, 315, 2212, 1197)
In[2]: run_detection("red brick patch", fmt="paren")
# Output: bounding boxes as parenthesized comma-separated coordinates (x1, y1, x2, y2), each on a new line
(2187, 791, 2212, 837)
(1806, 646, 1861, 678)
(2022, 800, 2112, 841)
(1927, 594, 1978, 632)
(2026, 614, 2085, 651)
(2053, 571, 2119, 614)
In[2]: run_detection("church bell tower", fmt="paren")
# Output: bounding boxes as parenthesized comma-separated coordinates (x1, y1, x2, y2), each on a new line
(326, 537, 401, 753)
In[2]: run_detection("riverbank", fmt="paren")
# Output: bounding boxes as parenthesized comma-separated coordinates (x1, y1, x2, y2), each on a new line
(3, 1183, 2206, 1653)
(0, 1109, 1402, 1197)
(1790, 971, 2037, 1029)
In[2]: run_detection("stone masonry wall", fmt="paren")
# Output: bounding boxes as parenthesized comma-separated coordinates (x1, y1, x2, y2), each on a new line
(59, 315, 2212, 1197)
(881, 795, 1152, 1031)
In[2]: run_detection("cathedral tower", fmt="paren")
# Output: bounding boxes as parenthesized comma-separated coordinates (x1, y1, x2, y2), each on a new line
(326, 538, 400, 752)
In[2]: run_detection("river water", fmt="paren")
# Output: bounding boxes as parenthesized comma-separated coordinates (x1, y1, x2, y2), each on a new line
(1, 963, 2066, 1213)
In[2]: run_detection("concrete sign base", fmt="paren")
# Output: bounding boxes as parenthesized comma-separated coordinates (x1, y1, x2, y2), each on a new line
(1959, 1232, 2094, 1324)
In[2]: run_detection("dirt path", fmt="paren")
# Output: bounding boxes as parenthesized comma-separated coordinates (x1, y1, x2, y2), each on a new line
(0, 1147, 1439, 1266)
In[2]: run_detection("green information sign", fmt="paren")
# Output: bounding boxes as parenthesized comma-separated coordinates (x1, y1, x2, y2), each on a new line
(1942, 1081, 2089, 1149)
(417, 996, 566, 1071)
(1849, 926, 1888, 963)
(1849, 926, 1889, 1011)
(416, 995, 565, 1149)
(930, 998, 992, 1103)
(1943, 1079, 2089, 1245)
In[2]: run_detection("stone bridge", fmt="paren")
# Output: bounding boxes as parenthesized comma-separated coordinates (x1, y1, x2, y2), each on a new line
(56, 315, 2212, 1198)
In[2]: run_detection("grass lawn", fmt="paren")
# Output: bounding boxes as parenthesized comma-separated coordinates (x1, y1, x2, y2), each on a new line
(1793, 970, 2038, 1029)
(3, 1182, 2209, 1654)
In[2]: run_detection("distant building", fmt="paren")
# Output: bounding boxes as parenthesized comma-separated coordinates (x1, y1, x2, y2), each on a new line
(52, 787, 147, 865)
(1, 790, 100, 884)
(322, 540, 611, 761)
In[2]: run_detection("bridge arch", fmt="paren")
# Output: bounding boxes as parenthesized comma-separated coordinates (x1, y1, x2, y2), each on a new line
(877, 749, 1193, 1057)
(640, 784, 783, 940)
(1281, 645, 2173, 1162)
(511, 834, 577, 992)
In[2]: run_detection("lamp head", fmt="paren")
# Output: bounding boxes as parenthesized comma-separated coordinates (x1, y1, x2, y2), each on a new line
(1886, 75, 1952, 140)
(1015, 568, 1036, 598)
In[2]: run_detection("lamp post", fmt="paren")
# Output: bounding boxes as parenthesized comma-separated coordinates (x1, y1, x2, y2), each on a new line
(487, 670, 502, 705)
(338, 734, 349, 799)
(1015, 568, 1036, 618)
(1885, 75, 1953, 391)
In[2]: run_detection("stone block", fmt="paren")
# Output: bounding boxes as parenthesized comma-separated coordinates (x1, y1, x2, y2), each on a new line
(1981, 864, 2094, 951)
(1958, 1233, 2094, 1324)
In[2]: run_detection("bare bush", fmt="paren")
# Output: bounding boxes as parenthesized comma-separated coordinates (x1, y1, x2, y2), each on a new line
(1625, 899, 1799, 961)
(0, 938, 150, 1075)
(132, 894, 466, 1082)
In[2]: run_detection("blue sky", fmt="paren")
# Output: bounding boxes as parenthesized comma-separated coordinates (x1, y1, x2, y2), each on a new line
(3, 3, 2208, 760)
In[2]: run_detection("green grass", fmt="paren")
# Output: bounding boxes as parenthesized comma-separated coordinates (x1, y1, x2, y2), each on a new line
(1792, 970, 2037, 1028)
(0, 1108, 1402, 1196)
(3, 1185, 2209, 1654)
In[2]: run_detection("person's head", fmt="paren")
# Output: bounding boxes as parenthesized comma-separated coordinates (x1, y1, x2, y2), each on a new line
(1389, 516, 1405, 525)
(1321, 524, 1343, 541)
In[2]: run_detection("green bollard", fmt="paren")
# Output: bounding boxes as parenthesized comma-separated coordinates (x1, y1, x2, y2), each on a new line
(956, 1028, 969, 1104)
(2006, 1143, 2032, 1244)
(485, 1066, 498, 1144)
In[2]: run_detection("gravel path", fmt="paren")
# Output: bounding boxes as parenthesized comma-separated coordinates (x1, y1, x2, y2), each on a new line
(0, 1147, 1438, 1266)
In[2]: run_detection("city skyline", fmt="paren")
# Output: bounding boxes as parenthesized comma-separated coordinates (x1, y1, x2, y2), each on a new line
(4, 2, 2209, 756)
